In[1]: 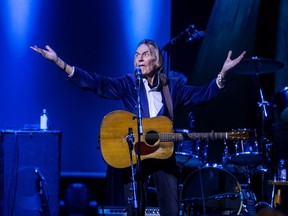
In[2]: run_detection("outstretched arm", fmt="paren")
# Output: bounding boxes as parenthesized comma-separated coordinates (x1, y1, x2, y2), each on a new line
(30, 45, 74, 75)
(216, 50, 246, 88)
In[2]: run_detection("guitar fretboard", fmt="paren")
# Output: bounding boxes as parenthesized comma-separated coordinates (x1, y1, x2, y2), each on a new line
(160, 132, 228, 141)
(133, 131, 249, 143)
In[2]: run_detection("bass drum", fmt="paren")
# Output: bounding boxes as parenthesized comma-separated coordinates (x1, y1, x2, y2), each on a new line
(181, 166, 243, 215)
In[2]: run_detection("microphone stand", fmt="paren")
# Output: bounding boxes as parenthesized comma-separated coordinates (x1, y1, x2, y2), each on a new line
(134, 67, 144, 216)
(162, 24, 196, 52)
(35, 168, 51, 216)
(162, 25, 196, 77)
(126, 128, 138, 216)
(162, 24, 204, 78)
(135, 67, 143, 141)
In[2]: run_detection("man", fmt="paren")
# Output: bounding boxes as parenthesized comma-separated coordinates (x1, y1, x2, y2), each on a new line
(31, 39, 245, 215)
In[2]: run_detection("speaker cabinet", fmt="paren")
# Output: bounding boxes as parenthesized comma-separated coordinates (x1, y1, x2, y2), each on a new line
(0, 130, 62, 216)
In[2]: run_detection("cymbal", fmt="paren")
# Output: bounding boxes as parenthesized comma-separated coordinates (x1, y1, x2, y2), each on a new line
(233, 57, 284, 75)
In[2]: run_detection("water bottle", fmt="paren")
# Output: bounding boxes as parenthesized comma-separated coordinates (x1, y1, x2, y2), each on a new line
(40, 109, 48, 130)
(277, 159, 287, 181)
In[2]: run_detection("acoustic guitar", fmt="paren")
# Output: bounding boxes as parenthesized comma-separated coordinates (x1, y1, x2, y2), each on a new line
(100, 110, 252, 168)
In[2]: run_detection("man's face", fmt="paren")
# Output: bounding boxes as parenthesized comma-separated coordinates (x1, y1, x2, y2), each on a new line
(134, 44, 157, 77)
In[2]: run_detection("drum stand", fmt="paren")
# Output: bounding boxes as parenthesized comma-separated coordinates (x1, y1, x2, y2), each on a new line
(222, 158, 257, 215)
(222, 140, 269, 215)
(255, 73, 274, 208)
(177, 139, 208, 216)
(240, 183, 257, 216)
(178, 165, 185, 216)
(232, 57, 285, 212)
(231, 71, 273, 215)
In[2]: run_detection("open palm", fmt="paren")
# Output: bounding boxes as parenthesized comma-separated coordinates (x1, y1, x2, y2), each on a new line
(30, 45, 58, 62)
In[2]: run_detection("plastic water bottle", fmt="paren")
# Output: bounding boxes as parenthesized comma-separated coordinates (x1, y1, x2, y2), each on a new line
(40, 109, 48, 130)
(277, 159, 287, 181)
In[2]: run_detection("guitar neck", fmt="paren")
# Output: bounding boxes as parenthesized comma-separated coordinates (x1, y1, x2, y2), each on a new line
(159, 132, 238, 142)
(188, 132, 228, 140)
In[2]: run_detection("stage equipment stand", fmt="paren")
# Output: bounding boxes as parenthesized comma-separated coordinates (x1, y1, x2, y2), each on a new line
(0, 129, 62, 216)
(125, 67, 145, 216)
(162, 24, 204, 76)
(126, 128, 138, 216)
(240, 183, 257, 216)
(233, 57, 284, 209)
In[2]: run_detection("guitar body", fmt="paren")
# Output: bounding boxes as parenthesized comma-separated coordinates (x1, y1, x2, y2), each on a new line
(100, 110, 174, 168)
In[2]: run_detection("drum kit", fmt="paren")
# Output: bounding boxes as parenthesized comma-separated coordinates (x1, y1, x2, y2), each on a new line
(174, 57, 286, 215)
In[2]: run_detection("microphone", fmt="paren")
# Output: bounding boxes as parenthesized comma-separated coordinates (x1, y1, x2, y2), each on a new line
(186, 30, 205, 42)
(34, 167, 46, 183)
(162, 25, 204, 51)
(134, 67, 142, 86)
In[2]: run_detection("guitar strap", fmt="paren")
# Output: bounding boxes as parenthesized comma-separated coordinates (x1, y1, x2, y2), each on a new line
(162, 85, 174, 121)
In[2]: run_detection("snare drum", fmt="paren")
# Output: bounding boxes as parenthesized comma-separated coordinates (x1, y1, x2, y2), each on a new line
(174, 129, 208, 168)
(181, 166, 243, 215)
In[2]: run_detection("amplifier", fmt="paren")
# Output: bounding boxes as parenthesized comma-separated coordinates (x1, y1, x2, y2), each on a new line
(0, 130, 62, 216)
(98, 206, 160, 216)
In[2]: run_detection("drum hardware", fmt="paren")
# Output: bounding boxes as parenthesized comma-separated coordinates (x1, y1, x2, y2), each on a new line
(233, 58, 285, 209)
(226, 164, 260, 215)
(223, 159, 271, 214)
(179, 164, 273, 215)
(174, 129, 209, 168)
(254, 201, 272, 214)
(233, 56, 284, 141)
(222, 138, 229, 166)
(180, 166, 243, 215)
(233, 57, 284, 75)
(182, 192, 240, 202)
(181, 193, 241, 216)
(239, 184, 257, 216)
(226, 140, 262, 166)
(221, 130, 263, 168)
(224, 164, 263, 182)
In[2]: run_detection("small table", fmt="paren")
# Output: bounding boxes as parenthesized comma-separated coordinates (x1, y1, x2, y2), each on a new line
(268, 180, 288, 207)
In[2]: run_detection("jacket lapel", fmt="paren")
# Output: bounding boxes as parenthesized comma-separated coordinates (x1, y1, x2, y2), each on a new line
(139, 81, 150, 118)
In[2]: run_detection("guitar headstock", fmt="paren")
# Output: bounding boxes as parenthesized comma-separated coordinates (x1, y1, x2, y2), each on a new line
(228, 129, 256, 140)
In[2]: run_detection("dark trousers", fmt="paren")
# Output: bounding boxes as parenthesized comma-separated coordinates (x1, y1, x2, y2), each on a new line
(124, 169, 179, 216)
(105, 156, 180, 216)
(152, 170, 179, 216)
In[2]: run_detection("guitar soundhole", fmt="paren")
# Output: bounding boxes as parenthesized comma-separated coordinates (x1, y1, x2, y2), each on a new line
(145, 130, 159, 146)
